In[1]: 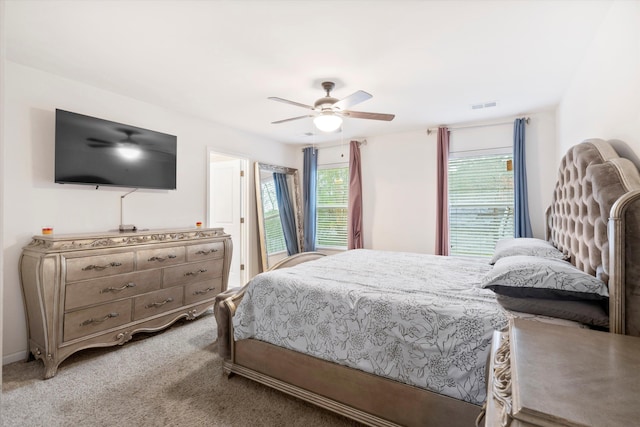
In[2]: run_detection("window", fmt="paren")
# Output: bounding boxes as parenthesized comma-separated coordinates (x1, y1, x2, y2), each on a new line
(259, 178, 287, 255)
(448, 153, 514, 257)
(316, 165, 349, 248)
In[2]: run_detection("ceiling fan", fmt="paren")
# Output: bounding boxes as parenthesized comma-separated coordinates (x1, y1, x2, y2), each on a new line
(87, 129, 145, 160)
(269, 81, 395, 132)
(87, 128, 140, 147)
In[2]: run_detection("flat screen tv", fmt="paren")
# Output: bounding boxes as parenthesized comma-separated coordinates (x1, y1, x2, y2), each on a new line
(55, 109, 177, 190)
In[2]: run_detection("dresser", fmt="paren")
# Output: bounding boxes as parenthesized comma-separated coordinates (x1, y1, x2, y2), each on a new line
(20, 227, 232, 378)
(484, 318, 640, 427)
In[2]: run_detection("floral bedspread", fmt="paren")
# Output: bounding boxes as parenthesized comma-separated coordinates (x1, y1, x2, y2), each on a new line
(233, 249, 508, 405)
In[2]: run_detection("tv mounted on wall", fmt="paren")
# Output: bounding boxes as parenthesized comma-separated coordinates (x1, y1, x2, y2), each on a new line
(55, 109, 177, 190)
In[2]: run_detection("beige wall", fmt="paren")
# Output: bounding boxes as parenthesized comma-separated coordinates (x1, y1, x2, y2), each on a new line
(2, 62, 297, 363)
(362, 130, 438, 253)
(1, 0, 6, 385)
(557, 0, 640, 165)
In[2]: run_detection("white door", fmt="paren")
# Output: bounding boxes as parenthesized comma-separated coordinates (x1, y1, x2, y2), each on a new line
(208, 155, 246, 288)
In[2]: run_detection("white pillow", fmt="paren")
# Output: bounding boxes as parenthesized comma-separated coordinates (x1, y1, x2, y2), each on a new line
(490, 238, 569, 264)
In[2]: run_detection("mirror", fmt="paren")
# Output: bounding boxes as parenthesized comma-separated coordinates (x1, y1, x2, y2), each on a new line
(255, 162, 304, 271)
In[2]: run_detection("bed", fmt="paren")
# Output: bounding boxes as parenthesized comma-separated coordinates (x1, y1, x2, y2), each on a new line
(215, 139, 640, 427)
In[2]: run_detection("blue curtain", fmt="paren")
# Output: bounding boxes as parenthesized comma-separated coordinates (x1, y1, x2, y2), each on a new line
(273, 172, 298, 256)
(514, 118, 533, 238)
(303, 147, 318, 251)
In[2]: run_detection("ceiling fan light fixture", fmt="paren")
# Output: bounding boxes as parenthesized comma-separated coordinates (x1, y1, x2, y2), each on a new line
(117, 145, 142, 161)
(313, 113, 342, 132)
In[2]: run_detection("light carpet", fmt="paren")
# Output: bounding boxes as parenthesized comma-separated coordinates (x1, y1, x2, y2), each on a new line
(1, 312, 361, 426)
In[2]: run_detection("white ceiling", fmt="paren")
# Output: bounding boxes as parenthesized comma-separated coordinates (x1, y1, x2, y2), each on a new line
(5, 0, 613, 145)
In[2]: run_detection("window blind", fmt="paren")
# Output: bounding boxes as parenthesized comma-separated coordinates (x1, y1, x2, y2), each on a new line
(316, 166, 349, 248)
(448, 154, 514, 257)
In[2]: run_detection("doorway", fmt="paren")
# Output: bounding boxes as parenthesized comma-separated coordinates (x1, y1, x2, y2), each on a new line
(207, 150, 248, 289)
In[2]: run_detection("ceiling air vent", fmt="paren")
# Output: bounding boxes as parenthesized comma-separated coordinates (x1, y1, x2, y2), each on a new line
(471, 101, 497, 110)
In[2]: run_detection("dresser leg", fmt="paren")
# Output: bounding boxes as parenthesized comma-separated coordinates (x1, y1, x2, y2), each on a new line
(41, 359, 60, 379)
(30, 346, 59, 378)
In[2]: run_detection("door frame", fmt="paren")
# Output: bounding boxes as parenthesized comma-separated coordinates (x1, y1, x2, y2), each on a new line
(206, 147, 249, 288)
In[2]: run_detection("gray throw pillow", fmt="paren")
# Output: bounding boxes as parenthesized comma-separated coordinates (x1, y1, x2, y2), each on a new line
(496, 294, 609, 328)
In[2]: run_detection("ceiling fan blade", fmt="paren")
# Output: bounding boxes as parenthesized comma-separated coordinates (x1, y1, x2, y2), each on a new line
(268, 97, 314, 110)
(333, 90, 372, 111)
(271, 115, 314, 124)
(87, 137, 114, 144)
(344, 110, 395, 121)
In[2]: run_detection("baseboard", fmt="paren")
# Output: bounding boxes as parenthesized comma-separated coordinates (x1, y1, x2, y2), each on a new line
(3, 350, 28, 366)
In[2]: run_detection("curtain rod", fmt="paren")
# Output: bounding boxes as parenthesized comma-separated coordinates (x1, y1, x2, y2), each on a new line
(426, 117, 530, 135)
(302, 139, 367, 151)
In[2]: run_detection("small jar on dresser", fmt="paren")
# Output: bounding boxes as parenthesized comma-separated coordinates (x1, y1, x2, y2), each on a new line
(483, 318, 640, 427)
(19, 227, 232, 379)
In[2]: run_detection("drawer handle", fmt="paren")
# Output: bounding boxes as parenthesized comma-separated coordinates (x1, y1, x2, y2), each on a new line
(100, 282, 136, 293)
(80, 312, 119, 326)
(82, 262, 122, 271)
(145, 298, 174, 309)
(148, 255, 177, 262)
(184, 269, 207, 277)
(195, 249, 218, 255)
(194, 287, 216, 295)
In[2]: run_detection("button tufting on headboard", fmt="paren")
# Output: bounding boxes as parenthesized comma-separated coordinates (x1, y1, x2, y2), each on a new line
(547, 139, 640, 335)
(549, 140, 617, 278)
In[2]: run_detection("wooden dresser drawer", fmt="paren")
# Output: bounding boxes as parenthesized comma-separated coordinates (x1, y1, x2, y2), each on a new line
(186, 242, 225, 261)
(66, 252, 134, 282)
(162, 259, 224, 287)
(184, 277, 223, 304)
(65, 269, 162, 310)
(64, 299, 132, 342)
(133, 287, 183, 321)
(136, 246, 186, 270)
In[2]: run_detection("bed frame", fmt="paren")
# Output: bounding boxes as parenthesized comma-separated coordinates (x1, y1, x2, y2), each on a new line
(216, 139, 640, 427)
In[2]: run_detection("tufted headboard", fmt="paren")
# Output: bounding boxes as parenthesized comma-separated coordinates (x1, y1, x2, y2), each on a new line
(546, 139, 640, 335)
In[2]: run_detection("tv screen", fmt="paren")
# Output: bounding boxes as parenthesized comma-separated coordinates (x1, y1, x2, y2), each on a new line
(55, 109, 177, 190)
